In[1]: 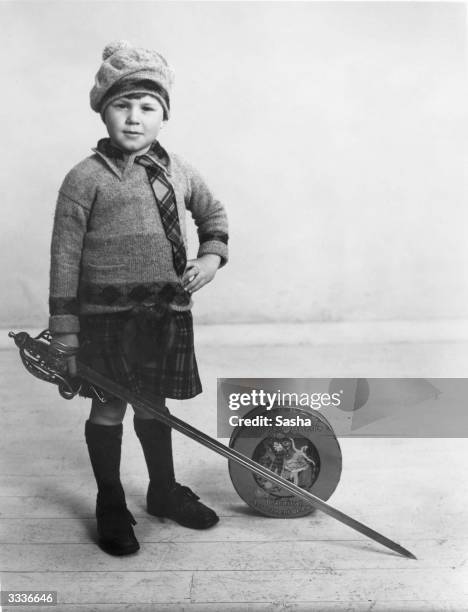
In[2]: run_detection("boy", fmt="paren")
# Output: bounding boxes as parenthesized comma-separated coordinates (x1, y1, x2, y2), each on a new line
(49, 41, 228, 556)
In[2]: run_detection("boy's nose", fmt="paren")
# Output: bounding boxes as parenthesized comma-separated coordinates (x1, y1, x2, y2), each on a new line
(126, 108, 141, 124)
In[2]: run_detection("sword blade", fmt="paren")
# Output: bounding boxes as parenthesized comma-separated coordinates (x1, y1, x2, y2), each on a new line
(77, 362, 416, 560)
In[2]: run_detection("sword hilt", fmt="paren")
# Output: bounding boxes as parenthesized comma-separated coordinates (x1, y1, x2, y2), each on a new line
(8, 329, 104, 402)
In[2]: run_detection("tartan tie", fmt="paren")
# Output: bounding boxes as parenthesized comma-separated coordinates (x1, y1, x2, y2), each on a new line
(136, 155, 187, 277)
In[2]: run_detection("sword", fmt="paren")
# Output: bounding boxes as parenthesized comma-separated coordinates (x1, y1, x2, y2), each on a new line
(9, 329, 416, 560)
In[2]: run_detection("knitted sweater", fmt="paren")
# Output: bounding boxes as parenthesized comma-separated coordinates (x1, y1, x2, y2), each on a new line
(49, 139, 228, 334)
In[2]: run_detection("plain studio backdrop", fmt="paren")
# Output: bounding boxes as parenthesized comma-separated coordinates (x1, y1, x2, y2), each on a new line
(0, 1, 467, 327)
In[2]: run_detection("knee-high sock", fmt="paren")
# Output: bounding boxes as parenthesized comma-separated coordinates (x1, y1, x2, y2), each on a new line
(133, 415, 176, 497)
(85, 420, 127, 515)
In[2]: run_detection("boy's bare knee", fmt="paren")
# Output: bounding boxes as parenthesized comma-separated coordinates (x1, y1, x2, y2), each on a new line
(89, 398, 127, 425)
(132, 396, 167, 419)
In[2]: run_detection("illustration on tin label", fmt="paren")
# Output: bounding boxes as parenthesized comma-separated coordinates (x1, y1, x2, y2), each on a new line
(252, 434, 320, 495)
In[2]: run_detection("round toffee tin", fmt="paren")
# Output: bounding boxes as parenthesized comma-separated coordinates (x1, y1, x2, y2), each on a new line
(228, 405, 342, 518)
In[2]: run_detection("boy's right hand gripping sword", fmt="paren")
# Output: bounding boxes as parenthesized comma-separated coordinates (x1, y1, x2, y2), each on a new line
(9, 329, 416, 560)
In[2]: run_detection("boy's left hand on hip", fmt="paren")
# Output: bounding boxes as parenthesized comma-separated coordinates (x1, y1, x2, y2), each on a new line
(183, 254, 221, 293)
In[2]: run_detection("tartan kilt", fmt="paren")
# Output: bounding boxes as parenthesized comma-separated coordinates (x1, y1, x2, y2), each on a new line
(78, 309, 202, 401)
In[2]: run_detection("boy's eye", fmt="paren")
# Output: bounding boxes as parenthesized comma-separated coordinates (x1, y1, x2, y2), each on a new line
(142, 106, 156, 112)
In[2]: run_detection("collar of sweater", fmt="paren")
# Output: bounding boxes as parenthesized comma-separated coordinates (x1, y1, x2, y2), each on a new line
(92, 137, 172, 179)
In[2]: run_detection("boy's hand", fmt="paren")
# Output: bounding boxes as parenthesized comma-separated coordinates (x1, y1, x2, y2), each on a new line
(182, 254, 221, 294)
(50, 333, 80, 378)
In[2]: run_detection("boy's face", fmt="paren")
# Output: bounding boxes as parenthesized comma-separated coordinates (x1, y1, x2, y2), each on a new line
(104, 94, 165, 155)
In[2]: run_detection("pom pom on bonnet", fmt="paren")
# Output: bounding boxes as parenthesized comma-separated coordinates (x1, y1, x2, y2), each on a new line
(90, 40, 175, 119)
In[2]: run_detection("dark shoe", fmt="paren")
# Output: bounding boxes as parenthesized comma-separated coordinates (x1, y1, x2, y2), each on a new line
(150, 482, 219, 530)
(97, 508, 140, 556)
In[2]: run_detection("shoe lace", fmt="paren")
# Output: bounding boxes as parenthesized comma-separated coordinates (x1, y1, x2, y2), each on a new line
(171, 484, 200, 504)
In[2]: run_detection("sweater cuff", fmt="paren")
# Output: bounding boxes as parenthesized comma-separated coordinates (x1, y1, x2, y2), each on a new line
(49, 315, 81, 334)
(197, 241, 228, 268)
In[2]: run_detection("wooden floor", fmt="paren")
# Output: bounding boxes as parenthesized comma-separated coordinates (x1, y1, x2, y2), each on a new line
(1, 328, 468, 611)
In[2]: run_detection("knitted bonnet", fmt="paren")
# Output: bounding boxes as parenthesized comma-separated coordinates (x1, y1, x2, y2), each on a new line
(90, 40, 175, 119)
